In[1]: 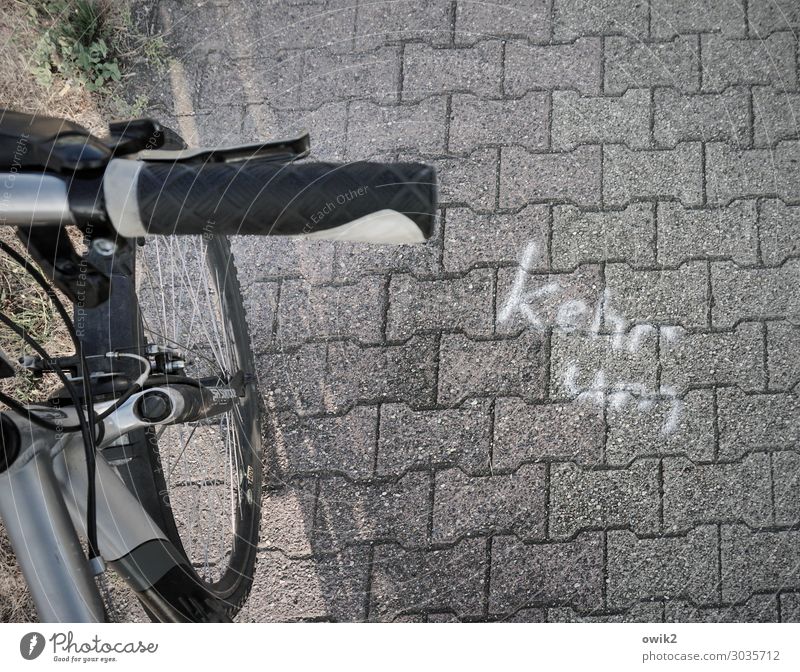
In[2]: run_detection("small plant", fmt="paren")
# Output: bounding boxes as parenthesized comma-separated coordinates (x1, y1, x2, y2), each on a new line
(28, 0, 123, 92)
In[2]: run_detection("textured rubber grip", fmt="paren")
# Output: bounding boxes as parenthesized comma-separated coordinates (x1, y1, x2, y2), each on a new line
(136, 160, 437, 237)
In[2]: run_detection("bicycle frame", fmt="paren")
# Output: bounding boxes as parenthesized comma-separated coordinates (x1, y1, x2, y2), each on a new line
(0, 386, 200, 621)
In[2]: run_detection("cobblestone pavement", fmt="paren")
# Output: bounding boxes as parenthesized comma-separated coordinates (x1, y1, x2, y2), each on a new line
(137, 0, 800, 622)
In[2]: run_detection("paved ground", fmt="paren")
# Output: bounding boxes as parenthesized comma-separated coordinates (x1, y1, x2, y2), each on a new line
(135, 0, 800, 622)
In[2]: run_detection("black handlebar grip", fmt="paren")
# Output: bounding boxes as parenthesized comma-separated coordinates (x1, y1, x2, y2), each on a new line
(135, 160, 437, 237)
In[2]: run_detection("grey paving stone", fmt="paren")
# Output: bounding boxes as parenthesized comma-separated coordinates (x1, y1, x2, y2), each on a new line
(496, 264, 604, 335)
(426, 612, 461, 622)
(455, 0, 550, 44)
(505, 38, 602, 97)
(438, 333, 548, 405)
(231, 236, 336, 284)
(260, 480, 317, 556)
(493, 399, 605, 468)
(721, 526, 800, 603)
(443, 205, 550, 273)
(354, 0, 452, 49)
(663, 454, 774, 532)
(753, 88, 800, 147)
(242, 281, 279, 353)
(550, 331, 659, 400)
(718, 389, 800, 459)
(664, 595, 779, 623)
(332, 238, 441, 279)
(767, 321, 800, 391)
(607, 527, 719, 608)
(711, 260, 800, 327)
(500, 146, 603, 208)
(606, 389, 716, 465)
(657, 200, 758, 266)
(403, 42, 503, 102)
(377, 400, 492, 475)
(387, 269, 495, 340)
(252, 2, 357, 53)
(433, 464, 546, 543)
(603, 143, 703, 206)
(553, 0, 648, 40)
(489, 533, 604, 612)
(552, 90, 651, 151)
(276, 277, 384, 345)
(326, 336, 438, 409)
(550, 459, 661, 538)
(313, 471, 430, 550)
(243, 100, 349, 160)
(245, 547, 369, 622)
(701, 33, 797, 92)
(346, 97, 448, 159)
(650, 0, 746, 38)
(551, 203, 656, 270)
(369, 539, 487, 620)
(780, 593, 800, 622)
(449, 92, 550, 153)
(772, 451, 800, 526)
(605, 262, 709, 329)
(659, 323, 766, 392)
(548, 603, 663, 622)
(760, 200, 800, 265)
(257, 344, 328, 413)
(748, 0, 800, 35)
(654, 88, 751, 147)
(420, 147, 498, 211)
(272, 406, 378, 478)
(706, 141, 800, 205)
(504, 608, 547, 622)
(604, 36, 699, 95)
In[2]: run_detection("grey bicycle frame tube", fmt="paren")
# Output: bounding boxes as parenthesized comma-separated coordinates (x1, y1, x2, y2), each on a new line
(0, 387, 185, 622)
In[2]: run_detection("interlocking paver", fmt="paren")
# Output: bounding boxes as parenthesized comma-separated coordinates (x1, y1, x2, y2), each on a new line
(657, 200, 758, 266)
(551, 203, 656, 270)
(242, 280, 279, 353)
(449, 92, 550, 153)
(259, 480, 317, 556)
(332, 238, 440, 278)
(767, 322, 800, 391)
(654, 88, 751, 147)
(664, 596, 779, 623)
(772, 451, 800, 526)
(603, 143, 703, 206)
(376, 400, 492, 475)
(257, 344, 328, 413)
(663, 454, 774, 531)
(314, 471, 430, 550)
(354, 0, 451, 49)
(489, 533, 605, 613)
(706, 141, 800, 204)
(760, 200, 800, 265)
(605, 262, 708, 329)
(231, 237, 335, 284)
(422, 147, 498, 211)
(548, 603, 663, 623)
(711, 260, 800, 326)
(432, 464, 546, 543)
(604, 36, 699, 95)
(443, 206, 550, 273)
(607, 527, 719, 608)
(493, 399, 605, 468)
(403, 42, 503, 102)
(701, 33, 797, 92)
(552, 90, 651, 150)
(438, 333, 548, 404)
(650, 0, 746, 38)
(277, 277, 384, 345)
(550, 459, 661, 537)
(273, 407, 378, 478)
(455, 0, 550, 44)
(505, 39, 602, 96)
(721, 526, 800, 603)
(783, 594, 800, 623)
(370, 538, 487, 620)
(718, 389, 800, 458)
(748, 0, 800, 35)
(500, 146, 603, 208)
(387, 269, 495, 340)
(753, 88, 800, 147)
(553, 0, 648, 40)
(659, 323, 765, 392)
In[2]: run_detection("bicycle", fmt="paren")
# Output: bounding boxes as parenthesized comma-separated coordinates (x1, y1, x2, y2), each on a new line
(0, 109, 437, 622)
